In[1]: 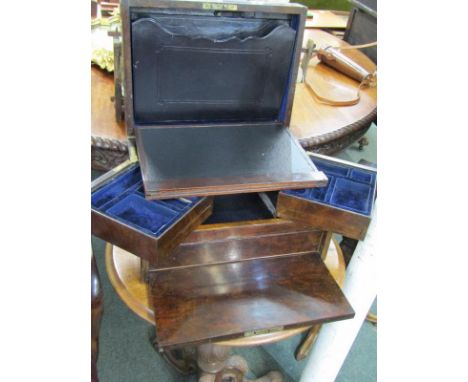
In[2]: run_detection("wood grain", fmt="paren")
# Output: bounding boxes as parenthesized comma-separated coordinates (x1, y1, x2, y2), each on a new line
(149, 218, 325, 271)
(149, 253, 353, 348)
(277, 192, 371, 241)
(105, 238, 347, 347)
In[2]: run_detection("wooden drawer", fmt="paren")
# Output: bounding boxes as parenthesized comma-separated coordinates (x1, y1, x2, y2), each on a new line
(150, 218, 326, 271)
(91, 161, 213, 265)
(277, 153, 376, 240)
(147, 193, 327, 271)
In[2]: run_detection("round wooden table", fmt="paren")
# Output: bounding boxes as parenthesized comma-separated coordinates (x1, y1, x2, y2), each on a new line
(291, 29, 377, 154)
(91, 66, 128, 171)
(104, 239, 346, 381)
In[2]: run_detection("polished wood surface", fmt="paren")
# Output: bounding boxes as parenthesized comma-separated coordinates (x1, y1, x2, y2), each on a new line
(277, 192, 371, 241)
(105, 238, 347, 348)
(150, 253, 353, 348)
(150, 219, 325, 271)
(291, 29, 376, 152)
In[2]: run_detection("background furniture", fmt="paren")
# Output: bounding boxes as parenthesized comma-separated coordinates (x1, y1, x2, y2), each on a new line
(305, 10, 348, 32)
(91, 67, 128, 171)
(344, 0, 377, 63)
(290, 29, 376, 154)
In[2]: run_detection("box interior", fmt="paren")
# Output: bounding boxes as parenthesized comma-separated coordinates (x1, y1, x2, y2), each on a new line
(204, 193, 274, 224)
(91, 165, 201, 237)
(130, 8, 300, 125)
(283, 157, 376, 215)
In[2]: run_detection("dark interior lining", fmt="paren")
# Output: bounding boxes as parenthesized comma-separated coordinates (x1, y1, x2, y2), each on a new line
(130, 10, 297, 124)
(204, 193, 274, 224)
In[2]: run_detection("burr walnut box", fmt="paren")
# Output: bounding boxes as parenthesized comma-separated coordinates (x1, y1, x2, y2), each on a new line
(277, 153, 377, 240)
(120, 0, 327, 199)
(91, 0, 364, 350)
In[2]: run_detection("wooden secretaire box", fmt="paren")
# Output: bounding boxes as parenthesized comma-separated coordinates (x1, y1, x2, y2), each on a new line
(91, 0, 369, 349)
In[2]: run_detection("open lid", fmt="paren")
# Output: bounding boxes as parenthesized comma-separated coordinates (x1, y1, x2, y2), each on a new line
(121, 0, 326, 198)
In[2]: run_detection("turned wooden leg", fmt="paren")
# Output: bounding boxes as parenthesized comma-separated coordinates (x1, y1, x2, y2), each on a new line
(197, 343, 283, 382)
(295, 325, 321, 361)
(92, 253, 103, 382)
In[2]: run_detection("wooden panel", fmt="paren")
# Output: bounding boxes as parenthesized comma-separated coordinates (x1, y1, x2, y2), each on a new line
(277, 192, 370, 240)
(151, 219, 325, 270)
(150, 253, 354, 348)
(136, 124, 327, 199)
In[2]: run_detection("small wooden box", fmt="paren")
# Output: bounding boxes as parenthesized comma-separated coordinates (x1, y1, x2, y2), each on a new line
(91, 161, 213, 265)
(277, 153, 377, 240)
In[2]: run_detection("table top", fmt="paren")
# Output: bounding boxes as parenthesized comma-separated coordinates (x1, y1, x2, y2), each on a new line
(290, 29, 377, 150)
(105, 238, 346, 347)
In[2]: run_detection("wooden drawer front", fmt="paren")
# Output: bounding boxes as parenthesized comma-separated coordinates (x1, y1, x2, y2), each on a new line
(150, 219, 325, 271)
(277, 154, 376, 240)
(150, 253, 354, 348)
(91, 162, 213, 264)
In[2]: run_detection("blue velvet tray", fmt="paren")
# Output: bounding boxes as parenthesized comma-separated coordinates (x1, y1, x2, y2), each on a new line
(91, 164, 201, 237)
(283, 157, 376, 216)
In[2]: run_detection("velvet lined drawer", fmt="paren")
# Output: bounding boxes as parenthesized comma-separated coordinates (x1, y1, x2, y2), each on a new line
(91, 162, 213, 265)
(277, 154, 376, 240)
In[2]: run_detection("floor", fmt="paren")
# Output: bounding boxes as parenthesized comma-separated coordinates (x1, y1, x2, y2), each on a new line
(92, 123, 377, 382)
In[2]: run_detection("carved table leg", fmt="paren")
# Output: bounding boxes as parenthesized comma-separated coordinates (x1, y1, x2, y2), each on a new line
(92, 253, 103, 382)
(197, 343, 283, 382)
(295, 325, 321, 361)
